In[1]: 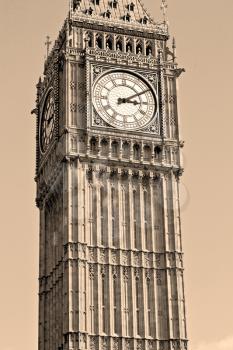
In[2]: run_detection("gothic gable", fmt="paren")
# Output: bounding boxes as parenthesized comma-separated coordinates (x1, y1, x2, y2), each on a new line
(72, 0, 156, 27)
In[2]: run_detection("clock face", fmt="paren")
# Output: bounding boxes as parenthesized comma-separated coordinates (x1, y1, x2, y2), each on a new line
(93, 71, 157, 130)
(40, 91, 56, 153)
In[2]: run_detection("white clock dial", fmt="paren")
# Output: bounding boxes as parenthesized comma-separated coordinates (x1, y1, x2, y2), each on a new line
(93, 71, 157, 130)
(40, 91, 56, 153)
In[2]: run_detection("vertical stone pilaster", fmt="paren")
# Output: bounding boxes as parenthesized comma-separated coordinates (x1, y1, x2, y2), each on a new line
(139, 172, 145, 251)
(128, 172, 134, 250)
(158, 50, 167, 139)
(149, 175, 156, 252)
(161, 173, 172, 339)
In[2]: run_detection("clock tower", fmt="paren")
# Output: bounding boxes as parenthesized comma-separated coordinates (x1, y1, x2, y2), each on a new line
(34, 1, 188, 350)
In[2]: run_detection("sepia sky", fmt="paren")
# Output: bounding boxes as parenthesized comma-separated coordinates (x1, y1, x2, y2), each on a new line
(0, 1, 232, 349)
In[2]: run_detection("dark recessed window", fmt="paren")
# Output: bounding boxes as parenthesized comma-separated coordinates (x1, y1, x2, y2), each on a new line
(123, 13, 131, 22)
(141, 16, 149, 25)
(128, 2, 135, 11)
(86, 7, 94, 15)
(104, 10, 111, 19)
(111, 0, 118, 9)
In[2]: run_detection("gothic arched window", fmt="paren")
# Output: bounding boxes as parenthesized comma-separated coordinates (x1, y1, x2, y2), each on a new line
(128, 2, 135, 11)
(111, 0, 118, 9)
(73, 0, 81, 11)
(144, 145, 151, 161)
(86, 7, 94, 15)
(154, 145, 162, 160)
(146, 41, 153, 56)
(133, 144, 140, 160)
(122, 141, 130, 159)
(85, 32, 93, 48)
(104, 10, 111, 19)
(90, 137, 98, 155)
(106, 35, 113, 50)
(96, 34, 103, 49)
(111, 141, 119, 158)
(100, 139, 108, 156)
(141, 16, 149, 25)
(136, 40, 143, 54)
(126, 39, 133, 53)
(123, 13, 131, 22)
(116, 37, 123, 51)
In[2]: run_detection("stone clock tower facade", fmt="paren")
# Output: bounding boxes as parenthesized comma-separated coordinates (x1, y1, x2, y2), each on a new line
(34, 1, 188, 350)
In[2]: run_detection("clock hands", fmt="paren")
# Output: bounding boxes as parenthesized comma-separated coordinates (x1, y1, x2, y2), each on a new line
(118, 88, 151, 105)
(47, 115, 54, 125)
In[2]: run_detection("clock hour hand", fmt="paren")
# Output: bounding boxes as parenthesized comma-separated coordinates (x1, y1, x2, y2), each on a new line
(118, 99, 140, 105)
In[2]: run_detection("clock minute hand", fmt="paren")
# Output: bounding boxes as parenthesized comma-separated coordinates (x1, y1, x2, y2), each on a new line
(125, 88, 151, 102)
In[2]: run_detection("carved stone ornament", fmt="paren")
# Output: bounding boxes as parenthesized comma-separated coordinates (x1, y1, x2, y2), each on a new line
(101, 265, 106, 276)
(90, 337, 96, 350)
(146, 269, 151, 281)
(122, 251, 128, 265)
(93, 110, 112, 128)
(134, 268, 140, 280)
(125, 340, 131, 350)
(137, 340, 142, 350)
(89, 248, 95, 261)
(113, 339, 119, 350)
(70, 103, 77, 112)
(70, 81, 76, 89)
(89, 264, 95, 280)
(133, 252, 140, 266)
(77, 81, 85, 90)
(123, 267, 129, 281)
(155, 254, 161, 267)
(78, 104, 86, 113)
(112, 265, 118, 278)
(147, 340, 153, 350)
(111, 250, 117, 264)
(142, 118, 160, 134)
(156, 271, 162, 286)
(100, 249, 106, 262)
(93, 65, 103, 80)
(102, 337, 108, 350)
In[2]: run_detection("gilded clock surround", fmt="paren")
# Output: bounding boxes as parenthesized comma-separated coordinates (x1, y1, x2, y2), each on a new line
(33, 1, 187, 350)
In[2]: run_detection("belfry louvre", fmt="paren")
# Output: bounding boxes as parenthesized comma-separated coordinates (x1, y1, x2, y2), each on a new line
(33, 1, 188, 349)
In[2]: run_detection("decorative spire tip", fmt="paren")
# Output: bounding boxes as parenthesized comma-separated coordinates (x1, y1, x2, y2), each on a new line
(160, 0, 168, 24)
(45, 35, 52, 59)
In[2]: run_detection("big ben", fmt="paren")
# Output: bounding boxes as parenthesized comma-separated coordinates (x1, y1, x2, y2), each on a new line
(34, 1, 188, 349)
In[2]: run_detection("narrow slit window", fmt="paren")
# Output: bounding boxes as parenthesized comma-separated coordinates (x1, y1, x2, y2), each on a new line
(133, 190, 137, 249)
(136, 277, 140, 335)
(113, 276, 118, 334)
(100, 187, 104, 245)
(102, 277, 106, 333)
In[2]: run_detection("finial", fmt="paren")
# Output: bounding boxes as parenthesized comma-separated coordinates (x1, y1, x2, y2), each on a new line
(45, 36, 52, 58)
(160, 0, 168, 23)
(172, 37, 176, 49)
